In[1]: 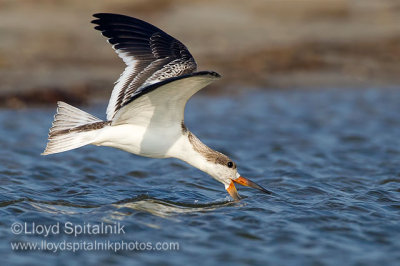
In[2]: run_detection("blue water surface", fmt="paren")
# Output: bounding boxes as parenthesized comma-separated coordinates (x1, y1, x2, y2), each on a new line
(0, 89, 399, 265)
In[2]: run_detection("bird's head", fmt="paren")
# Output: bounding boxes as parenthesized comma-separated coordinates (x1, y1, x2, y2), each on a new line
(186, 132, 271, 200)
(207, 158, 271, 201)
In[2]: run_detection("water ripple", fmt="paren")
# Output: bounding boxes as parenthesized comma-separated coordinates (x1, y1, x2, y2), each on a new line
(1, 90, 400, 265)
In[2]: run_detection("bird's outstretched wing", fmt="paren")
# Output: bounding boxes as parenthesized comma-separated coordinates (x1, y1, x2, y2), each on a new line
(112, 71, 220, 127)
(92, 13, 197, 121)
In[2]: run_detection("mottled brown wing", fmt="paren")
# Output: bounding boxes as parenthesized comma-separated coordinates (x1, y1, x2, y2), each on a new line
(92, 13, 197, 120)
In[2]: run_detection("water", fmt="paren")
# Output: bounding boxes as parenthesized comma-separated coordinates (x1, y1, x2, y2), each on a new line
(1, 89, 400, 265)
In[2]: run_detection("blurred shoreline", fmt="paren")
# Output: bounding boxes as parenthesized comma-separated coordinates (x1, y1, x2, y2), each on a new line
(0, 0, 400, 107)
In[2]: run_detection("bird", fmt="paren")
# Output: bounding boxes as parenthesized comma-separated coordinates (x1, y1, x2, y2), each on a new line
(42, 13, 271, 200)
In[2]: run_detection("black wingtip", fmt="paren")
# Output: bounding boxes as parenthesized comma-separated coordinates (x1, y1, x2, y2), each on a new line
(193, 71, 221, 79)
(92, 13, 139, 23)
(92, 13, 116, 19)
(91, 13, 117, 25)
(209, 71, 221, 78)
(91, 13, 106, 23)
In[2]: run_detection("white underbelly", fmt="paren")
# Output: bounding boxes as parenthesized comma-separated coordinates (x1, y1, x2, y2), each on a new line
(92, 124, 181, 158)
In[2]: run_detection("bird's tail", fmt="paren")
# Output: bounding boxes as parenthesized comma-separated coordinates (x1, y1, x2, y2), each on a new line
(42, 101, 109, 155)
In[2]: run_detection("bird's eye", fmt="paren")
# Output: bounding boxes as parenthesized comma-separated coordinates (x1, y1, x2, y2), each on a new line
(227, 161, 233, 168)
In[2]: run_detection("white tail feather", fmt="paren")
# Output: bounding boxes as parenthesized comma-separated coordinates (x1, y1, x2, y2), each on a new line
(42, 101, 107, 155)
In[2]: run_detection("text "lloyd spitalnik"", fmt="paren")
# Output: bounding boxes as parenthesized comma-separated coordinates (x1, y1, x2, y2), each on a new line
(12, 222, 125, 237)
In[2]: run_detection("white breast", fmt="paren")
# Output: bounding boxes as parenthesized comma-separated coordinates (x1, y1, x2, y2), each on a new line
(92, 124, 182, 158)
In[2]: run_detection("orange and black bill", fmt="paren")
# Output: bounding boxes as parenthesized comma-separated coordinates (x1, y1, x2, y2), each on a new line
(233, 176, 272, 194)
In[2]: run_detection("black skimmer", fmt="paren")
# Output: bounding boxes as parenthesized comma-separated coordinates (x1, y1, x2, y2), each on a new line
(42, 13, 271, 200)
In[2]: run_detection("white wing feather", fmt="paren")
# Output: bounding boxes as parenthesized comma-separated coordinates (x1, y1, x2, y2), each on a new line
(112, 73, 220, 127)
